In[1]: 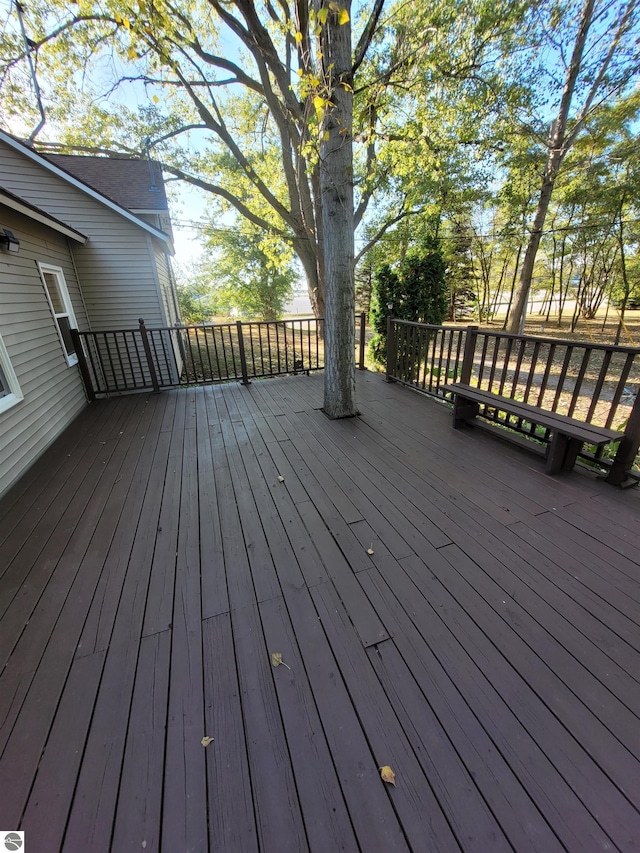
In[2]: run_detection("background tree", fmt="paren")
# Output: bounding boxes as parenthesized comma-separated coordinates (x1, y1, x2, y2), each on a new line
(369, 239, 447, 364)
(174, 259, 221, 323)
(204, 224, 297, 319)
(505, 0, 640, 333)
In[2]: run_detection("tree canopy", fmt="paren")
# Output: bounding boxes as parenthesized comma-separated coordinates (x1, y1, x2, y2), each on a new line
(1, 0, 639, 392)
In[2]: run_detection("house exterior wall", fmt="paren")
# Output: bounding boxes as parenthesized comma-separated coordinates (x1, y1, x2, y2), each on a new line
(0, 142, 170, 330)
(0, 204, 88, 498)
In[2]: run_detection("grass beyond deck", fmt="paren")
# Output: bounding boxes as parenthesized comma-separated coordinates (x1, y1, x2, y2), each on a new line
(0, 371, 639, 852)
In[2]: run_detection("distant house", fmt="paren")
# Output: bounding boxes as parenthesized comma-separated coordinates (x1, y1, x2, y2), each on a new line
(0, 130, 180, 498)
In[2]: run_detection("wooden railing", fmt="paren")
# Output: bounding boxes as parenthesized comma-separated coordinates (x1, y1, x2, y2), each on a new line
(387, 319, 640, 484)
(71, 314, 367, 398)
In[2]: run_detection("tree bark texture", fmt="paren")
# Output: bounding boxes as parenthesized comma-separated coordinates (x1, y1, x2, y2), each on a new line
(321, 2, 357, 418)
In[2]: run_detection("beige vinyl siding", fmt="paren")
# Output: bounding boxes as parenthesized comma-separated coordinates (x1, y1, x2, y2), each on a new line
(0, 143, 167, 330)
(0, 207, 88, 498)
(155, 246, 181, 326)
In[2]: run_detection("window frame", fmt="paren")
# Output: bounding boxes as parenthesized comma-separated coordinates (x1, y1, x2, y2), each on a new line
(38, 263, 79, 366)
(0, 332, 24, 415)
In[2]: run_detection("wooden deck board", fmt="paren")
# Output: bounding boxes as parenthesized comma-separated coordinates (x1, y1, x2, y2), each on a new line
(1, 371, 639, 851)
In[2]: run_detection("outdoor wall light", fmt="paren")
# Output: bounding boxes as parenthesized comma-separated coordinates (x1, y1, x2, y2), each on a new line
(0, 229, 20, 253)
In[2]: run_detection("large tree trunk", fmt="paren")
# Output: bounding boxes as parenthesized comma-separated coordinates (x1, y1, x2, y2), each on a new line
(505, 0, 597, 334)
(295, 237, 325, 317)
(505, 167, 559, 333)
(321, 2, 357, 418)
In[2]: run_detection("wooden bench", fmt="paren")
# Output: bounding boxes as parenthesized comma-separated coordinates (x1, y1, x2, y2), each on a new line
(441, 382, 622, 475)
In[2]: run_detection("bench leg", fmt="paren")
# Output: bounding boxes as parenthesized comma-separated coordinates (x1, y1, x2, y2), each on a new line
(546, 433, 582, 474)
(453, 395, 479, 429)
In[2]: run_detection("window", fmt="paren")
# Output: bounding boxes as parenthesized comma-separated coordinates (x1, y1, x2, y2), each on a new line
(0, 333, 23, 414)
(38, 264, 78, 366)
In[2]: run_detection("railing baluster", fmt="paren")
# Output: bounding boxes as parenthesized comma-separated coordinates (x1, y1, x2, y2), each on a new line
(442, 330, 454, 390)
(211, 326, 222, 379)
(265, 323, 272, 375)
(460, 326, 478, 385)
(551, 347, 573, 412)
(586, 350, 612, 423)
(537, 343, 555, 407)
(523, 341, 541, 406)
(497, 337, 513, 396)
(201, 326, 214, 382)
(478, 335, 489, 390)
(605, 352, 634, 429)
(487, 335, 501, 391)
(84, 333, 103, 393)
(511, 338, 527, 398)
(103, 332, 118, 391)
(248, 323, 257, 378)
(113, 332, 128, 389)
(121, 332, 134, 388)
(138, 319, 160, 393)
(236, 321, 250, 385)
(567, 348, 592, 418)
(435, 329, 446, 392)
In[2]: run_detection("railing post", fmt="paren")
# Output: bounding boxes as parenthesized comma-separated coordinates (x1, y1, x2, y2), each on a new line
(236, 320, 250, 385)
(607, 390, 640, 485)
(460, 325, 479, 384)
(138, 318, 160, 393)
(358, 312, 366, 370)
(70, 328, 96, 402)
(386, 316, 397, 382)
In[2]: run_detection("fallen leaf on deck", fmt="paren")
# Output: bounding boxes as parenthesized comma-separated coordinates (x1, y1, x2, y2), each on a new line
(141, 842, 147, 850)
(367, 545, 375, 555)
(201, 736, 214, 747)
(271, 651, 291, 669)
(277, 475, 285, 482)
(379, 765, 396, 785)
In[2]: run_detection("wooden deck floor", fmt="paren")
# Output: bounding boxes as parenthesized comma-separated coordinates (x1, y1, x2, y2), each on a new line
(1, 371, 639, 852)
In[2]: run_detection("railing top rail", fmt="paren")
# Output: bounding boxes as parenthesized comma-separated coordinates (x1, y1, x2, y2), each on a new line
(77, 327, 144, 336)
(474, 327, 640, 356)
(390, 319, 462, 332)
(391, 318, 640, 357)
(87, 318, 327, 334)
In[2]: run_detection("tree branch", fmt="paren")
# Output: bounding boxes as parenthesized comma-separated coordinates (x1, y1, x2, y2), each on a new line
(564, 0, 638, 151)
(160, 163, 291, 236)
(352, 0, 386, 74)
(355, 204, 423, 264)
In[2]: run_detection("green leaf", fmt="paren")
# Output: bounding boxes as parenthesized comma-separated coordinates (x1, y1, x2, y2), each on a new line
(317, 7, 329, 25)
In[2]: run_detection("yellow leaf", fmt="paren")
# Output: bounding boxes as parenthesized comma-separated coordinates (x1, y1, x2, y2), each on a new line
(123, 17, 131, 29)
(152, 95, 159, 103)
(328, 1, 340, 9)
(127, 46, 137, 61)
(271, 652, 291, 670)
(317, 7, 329, 24)
(294, 30, 303, 43)
(201, 736, 214, 747)
(313, 95, 325, 119)
(322, 130, 330, 141)
(338, 7, 349, 25)
(380, 765, 396, 785)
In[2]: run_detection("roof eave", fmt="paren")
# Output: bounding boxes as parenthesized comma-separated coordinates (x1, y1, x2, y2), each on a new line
(0, 131, 170, 246)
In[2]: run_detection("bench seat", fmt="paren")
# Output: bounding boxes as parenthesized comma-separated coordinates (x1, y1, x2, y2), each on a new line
(441, 382, 622, 475)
